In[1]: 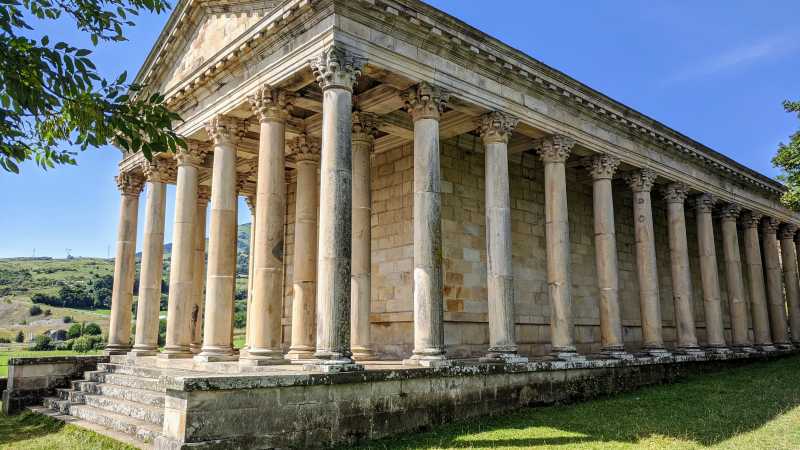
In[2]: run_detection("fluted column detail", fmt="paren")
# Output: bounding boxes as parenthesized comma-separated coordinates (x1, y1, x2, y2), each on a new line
(242, 84, 297, 365)
(741, 211, 774, 350)
(402, 82, 452, 367)
(105, 173, 145, 355)
(779, 223, 800, 345)
(307, 46, 367, 372)
(717, 203, 753, 352)
(351, 112, 379, 361)
(623, 168, 670, 356)
(190, 186, 211, 353)
(582, 154, 629, 359)
(762, 217, 791, 348)
(286, 134, 321, 360)
(195, 115, 244, 362)
(162, 141, 207, 358)
(476, 111, 526, 363)
(533, 134, 583, 361)
(130, 157, 175, 356)
(692, 193, 728, 353)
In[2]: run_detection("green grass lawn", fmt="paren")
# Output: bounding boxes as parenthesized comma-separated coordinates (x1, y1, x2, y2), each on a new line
(1, 356, 799, 449)
(62, 308, 111, 317)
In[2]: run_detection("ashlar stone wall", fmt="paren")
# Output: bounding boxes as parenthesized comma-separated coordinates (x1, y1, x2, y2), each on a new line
(277, 137, 756, 359)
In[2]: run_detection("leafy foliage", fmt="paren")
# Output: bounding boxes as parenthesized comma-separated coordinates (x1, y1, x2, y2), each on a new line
(28, 304, 42, 316)
(772, 101, 800, 211)
(33, 333, 52, 350)
(15, 330, 24, 342)
(0, 0, 184, 173)
(66, 323, 82, 339)
(83, 322, 101, 335)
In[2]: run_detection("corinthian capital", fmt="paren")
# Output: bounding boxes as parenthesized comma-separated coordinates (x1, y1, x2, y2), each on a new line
(288, 134, 321, 163)
(352, 112, 380, 144)
(174, 140, 209, 167)
(660, 182, 691, 204)
(532, 134, 575, 164)
(692, 193, 718, 214)
(247, 84, 299, 123)
(197, 185, 212, 204)
(778, 223, 798, 240)
(582, 153, 620, 180)
(309, 46, 367, 92)
(760, 216, 781, 234)
(474, 111, 519, 145)
(205, 115, 245, 146)
(715, 202, 741, 222)
(623, 168, 658, 193)
(740, 210, 763, 228)
(142, 157, 175, 183)
(245, 195, 256, 214)
(400, 82, 451, 122)
(115, 172, 145, 196)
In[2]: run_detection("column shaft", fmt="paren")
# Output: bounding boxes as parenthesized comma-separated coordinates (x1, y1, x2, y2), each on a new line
(287, 151, 319, 360)
(582, 154, 627, 358)
(779, 225, 800, 344)
(161, 159, 199, 358)
(131, 166, 170, 356)
(195, 115, 242, 362)
(105, 173, 144, 354)
(191, 187, 210, 353)
(742, 212, 773, 349)
(245, 119, 287, 364)
(692, 194, 727, 351)
(762, 218, 790, 347)
(624, 169, 668, 356)
(718, 204, 751, 350)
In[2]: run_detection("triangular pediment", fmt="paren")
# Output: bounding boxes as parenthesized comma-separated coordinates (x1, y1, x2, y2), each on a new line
(136, 0, 283, 94)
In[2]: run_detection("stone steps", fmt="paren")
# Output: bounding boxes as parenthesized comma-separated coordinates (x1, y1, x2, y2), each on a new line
(56, 388, 165, 425)
(71, 380, 166, 408)
(98, 362, 195, 379)
(26, 405, 155, 450)
(86, 371, 166, 393)
(40, 397, 163, 443)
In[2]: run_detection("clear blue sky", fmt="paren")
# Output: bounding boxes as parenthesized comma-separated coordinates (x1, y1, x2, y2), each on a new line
(0, 0, 798, 258)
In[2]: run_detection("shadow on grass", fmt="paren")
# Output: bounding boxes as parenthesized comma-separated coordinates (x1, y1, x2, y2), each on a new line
(0, 410, 63, 446)
(0, 409, 137, 449)
(360, 356, 800, 449)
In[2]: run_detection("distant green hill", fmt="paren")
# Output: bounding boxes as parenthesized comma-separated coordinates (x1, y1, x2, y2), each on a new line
(136, 223, 252, 259)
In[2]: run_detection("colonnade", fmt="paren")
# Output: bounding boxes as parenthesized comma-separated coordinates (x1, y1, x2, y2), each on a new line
(106, 46, 800, 367)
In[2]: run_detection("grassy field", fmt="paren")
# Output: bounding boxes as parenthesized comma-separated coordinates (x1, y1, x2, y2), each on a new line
(353, 356, 800, 450)
(0, 356, 799, 449)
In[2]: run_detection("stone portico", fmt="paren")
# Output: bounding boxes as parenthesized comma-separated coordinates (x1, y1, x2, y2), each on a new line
(8, 0, 800, 448)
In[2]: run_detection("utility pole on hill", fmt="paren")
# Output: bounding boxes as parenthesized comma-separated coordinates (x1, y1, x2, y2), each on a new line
(32, 248, 35, 257)
(65, 248, 72, 259)
(108, 246, 111, 259)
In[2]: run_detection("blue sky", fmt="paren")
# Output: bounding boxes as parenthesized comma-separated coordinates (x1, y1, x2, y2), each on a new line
(0, 0, 798, 258)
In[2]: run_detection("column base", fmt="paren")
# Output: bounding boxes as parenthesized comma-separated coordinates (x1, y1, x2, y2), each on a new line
(598, 345, 633, 360)
(157, 351, 194, 360)
(755, 344, 777, 352)
(304, 359, 364, 373)
(190, 344, 202, 354)
(703, 346, 733, 355)
(775, 342, 794, 350)
(194, 346, 238, 362)
(479, 350, 528, 364)
(127, 346, 159, 357)
(674, 345, 705, 356)
(285, 351, 317, 361)
(732, 345, 756, 354)
(545, 346, 585, 362)
(240, 356, 289, 366)
(102, 344, 131, 356)
(638, 346, 672, 358)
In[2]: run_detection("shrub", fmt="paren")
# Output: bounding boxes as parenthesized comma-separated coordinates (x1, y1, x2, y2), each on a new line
(15, 330, 24, 342)
(73, 336, 93, 354)
(234, 311, 247, 329)
(66, 323, 83, 339)
(43, 309, 51, 316)
(56, 340, 74, 351)
(63, 316, 72, 323)
(28, 304, 42, 316)
(33, 334, 52, 351)
(83, 323, 102, 336)
(0, 337, 10, 343)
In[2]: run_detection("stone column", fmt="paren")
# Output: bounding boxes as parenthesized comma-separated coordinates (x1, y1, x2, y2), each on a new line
(741, 211, 774, 350)
(623, 169, 670, 357)
(476, 111, 525, 364)
(533, 134, 583, 361)
(779, 223, 800, 345)
(190, 186, 211, 353)
(286, 135, 321, 360)
(582, 154, 629, 359)
(105, 173, 145, 355)
(401, 82, 452, 368)
(761, 217, 792, 348)
(306, 47, 367, 372)
(351, 112, 380, 361)
(161, 142, 207, 359)
(717, 203, 754, 352)
(241, 85, 296, 365)
(794, 231, 800, 344)
(659, 182, 702, 355)
(692, 193, 728, 353)
(130, 158, 174, 356)
(243, 195, 256, 353)
(195, 115, 244, 362)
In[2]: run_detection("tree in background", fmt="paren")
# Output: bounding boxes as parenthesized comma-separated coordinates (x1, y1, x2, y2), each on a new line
(28, 304, 42, 316)
(66, 323, 82, 339)
(83, 322, 101, 335)
(15, 330, 24, 342)
(0, 0, 184, 173)
(33, 334, 52, 350)
(772, 101, 800, 211)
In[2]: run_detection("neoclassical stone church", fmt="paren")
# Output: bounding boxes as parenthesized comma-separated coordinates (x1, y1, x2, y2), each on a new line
(6, 0, 800, 448)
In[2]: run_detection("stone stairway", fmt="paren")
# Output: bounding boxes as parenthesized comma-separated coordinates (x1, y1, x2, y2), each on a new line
(27, 361, 187, 450)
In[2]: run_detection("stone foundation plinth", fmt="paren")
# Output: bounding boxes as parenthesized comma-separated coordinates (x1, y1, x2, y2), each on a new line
(153, 350, 797, 449)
